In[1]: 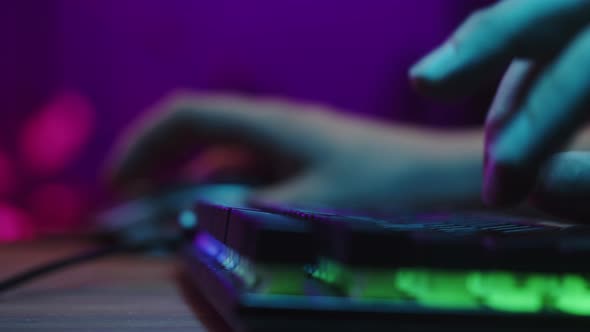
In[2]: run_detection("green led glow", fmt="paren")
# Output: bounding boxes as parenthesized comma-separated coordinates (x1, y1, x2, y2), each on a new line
(555, 294, 590, 316)
(466, 272, 539, 313)
(262, 267, 307, 295)
(309, 259, 590, 316)
(466, 271, 516, 296)
(199, 233, 590, 316)
(396, 269, 478, 309)
(484, 289, 543, 313)
(310, 259, 350, 287)
(356, 271, 405, 299)
(526, 275, 560, 293)
(556, 275, 588, 294)
(553, 275, 590, 316)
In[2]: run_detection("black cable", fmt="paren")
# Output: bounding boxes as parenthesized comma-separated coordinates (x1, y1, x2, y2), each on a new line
(0, 234, 182, 294)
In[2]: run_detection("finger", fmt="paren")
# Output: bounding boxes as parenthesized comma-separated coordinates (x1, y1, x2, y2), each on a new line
(486, 59, 541, 132)
(410, 0, 590, 98)
(530, 151, 590, 220)
(485, 26, 590, 206)
(107, 93, 329, 188)
(483, 59, 544, 205)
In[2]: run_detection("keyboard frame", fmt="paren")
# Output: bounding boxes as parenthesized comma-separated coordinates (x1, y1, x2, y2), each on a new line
(183, 230, 590, 332)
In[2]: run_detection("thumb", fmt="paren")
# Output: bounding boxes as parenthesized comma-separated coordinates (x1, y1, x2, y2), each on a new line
(530, 151, 590, 221)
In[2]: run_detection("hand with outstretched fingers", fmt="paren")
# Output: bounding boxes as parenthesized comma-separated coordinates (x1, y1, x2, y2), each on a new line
(411, 0, 590, 219)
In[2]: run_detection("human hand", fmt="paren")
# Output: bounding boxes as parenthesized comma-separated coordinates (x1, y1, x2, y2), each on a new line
(410, 0, 590, 218)
(107, 93, 482, 212)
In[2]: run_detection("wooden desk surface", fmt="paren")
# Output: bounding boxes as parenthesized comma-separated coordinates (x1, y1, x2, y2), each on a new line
(0, 239, 231, 331)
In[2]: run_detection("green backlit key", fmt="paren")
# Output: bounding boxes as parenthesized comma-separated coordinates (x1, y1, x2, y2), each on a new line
(309, 260, 590, 317)
(552, 275, 590, 316)
(466, 272, 546, 313)
(395, 269, 478, 309)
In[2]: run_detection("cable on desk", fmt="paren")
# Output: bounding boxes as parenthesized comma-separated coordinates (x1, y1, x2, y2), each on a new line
(0, 234, 182, 294)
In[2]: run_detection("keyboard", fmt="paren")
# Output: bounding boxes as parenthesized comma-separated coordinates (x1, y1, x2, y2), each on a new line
(195, 200, 586, 272)
(182, 194, 590, 331)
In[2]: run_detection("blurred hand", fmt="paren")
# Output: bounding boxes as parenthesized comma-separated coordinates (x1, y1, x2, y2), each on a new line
(108, 93, 482, 212)
(411, 0, 590, 219)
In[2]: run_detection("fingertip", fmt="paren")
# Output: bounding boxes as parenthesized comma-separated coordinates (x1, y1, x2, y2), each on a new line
(409, 43, 458, 96)
(410, 43, 456, 79)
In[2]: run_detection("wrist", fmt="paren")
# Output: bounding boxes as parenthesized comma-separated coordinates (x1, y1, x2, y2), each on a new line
(431, 129, 484, 208)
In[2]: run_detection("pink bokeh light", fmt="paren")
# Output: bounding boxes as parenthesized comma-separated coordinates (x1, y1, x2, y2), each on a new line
(20, 91, 95, 175)
(0, 150, 15, 196)
(28, 183, 86, 234)
(0, 203, 35, 242)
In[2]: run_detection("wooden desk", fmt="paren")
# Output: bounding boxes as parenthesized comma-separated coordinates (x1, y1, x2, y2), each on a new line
(0, 239, 231, 331)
